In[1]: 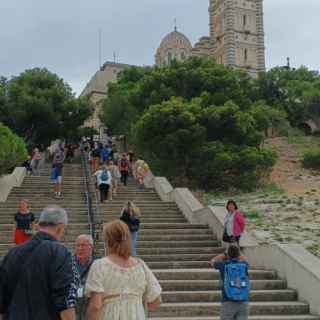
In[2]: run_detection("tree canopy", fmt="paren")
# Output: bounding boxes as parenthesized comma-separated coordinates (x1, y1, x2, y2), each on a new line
(255, 66, 320, 127)
(102, 57, 286, 191)
(0, 68, 93, 146)
(0, 123, 28, 176)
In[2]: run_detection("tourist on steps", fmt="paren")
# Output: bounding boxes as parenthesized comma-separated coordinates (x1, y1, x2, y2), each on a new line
(94, 165, 112, 203)
(13, 199, 35, 245)
(0, 205, 79, 320)
(91, 142, 101, 173)
(210, 245, 250, 320)
(74, 235, 95, 320)
(119, 153, 130, 186)
(85, 220, 161, 320)
(100, 144, 110, 164)
(120, 201, 141, 257)
(137, 160, 150, 189)
(223, 200, 246, 249)
(30, 147, 42, 176)
(107, 160, 121, 200)
(51, 146, 65, 199)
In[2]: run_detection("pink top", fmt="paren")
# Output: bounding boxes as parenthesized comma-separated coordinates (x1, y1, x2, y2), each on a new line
(233, 211, 246, 237)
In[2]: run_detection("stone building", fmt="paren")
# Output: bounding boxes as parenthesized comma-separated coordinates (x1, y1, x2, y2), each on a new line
(80, 61, 133, 135)
(155, 0, 265, 76)
(208, 0, 265, 76)
(82, 0, 266, 133)
(155, 27, 193, 66)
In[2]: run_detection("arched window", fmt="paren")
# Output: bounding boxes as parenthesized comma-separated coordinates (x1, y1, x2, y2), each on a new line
(168, 51, 173, 64)
(181, 51, 186, 60)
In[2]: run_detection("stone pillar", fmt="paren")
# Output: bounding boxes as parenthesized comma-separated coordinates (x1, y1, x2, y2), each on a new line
(209, 0, 215, 40)
(225, 0, 236, 67)
(256, 0, 266, 72)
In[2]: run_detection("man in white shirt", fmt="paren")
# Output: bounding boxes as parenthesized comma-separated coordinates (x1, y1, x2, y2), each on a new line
(94, 165, 112, 203)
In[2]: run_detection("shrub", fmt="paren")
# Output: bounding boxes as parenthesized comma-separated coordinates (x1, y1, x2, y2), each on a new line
(0, 123, 28, 176)
(302, 149, 320, 170)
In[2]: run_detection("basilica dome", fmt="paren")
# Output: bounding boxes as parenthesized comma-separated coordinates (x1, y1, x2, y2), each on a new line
(155, 28, 193, 67)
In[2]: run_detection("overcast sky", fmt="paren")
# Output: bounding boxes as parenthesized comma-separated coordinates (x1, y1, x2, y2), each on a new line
(1, 0, 319, 95)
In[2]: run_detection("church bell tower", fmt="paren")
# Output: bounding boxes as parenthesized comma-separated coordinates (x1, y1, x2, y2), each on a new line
(209, 0, 265, 76)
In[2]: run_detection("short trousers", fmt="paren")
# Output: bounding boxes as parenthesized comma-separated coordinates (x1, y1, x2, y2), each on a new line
(51, 167, 62, 183)
(220, 301, 249, 320)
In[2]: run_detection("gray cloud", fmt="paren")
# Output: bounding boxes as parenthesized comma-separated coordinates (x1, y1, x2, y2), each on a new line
(0, 0, 319, 95)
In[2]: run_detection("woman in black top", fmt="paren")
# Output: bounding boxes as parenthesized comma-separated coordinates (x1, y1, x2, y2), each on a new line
(120, 201, 141, 256)
(13, 199, 35, 245)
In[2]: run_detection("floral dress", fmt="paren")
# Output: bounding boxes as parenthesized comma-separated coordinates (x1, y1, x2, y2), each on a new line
(85, 257, 162, 320)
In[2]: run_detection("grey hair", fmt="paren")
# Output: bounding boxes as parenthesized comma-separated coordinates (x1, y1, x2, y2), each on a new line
(76, 234, 94, 245)
(39, 205, 68, 226)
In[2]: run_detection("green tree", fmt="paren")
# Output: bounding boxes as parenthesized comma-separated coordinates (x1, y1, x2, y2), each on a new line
(0, 123, 28, 176)
(134, 97, 277, 191)
(255, 66, 320, 126)
(134, 97, 207, 180)
(103, 57, 284, 191)
(102, 58, 255, 135)
(0, 68, 92, 146)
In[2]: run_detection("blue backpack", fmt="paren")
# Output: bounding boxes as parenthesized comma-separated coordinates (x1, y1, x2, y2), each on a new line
(224, 260, 250, 301)
(100, 170, 110, 182)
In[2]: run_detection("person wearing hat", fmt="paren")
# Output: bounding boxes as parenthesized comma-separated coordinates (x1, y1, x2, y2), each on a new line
(0, 205, 80, 320)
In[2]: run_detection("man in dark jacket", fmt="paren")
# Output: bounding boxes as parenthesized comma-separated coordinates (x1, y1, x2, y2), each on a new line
(0, 205, 79, 320)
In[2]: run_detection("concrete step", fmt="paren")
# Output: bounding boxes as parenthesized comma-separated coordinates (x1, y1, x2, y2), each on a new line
(161, 290, 297, 302)
(0, 216, 186, 223)
(149, 301, 310, 317)
(137, 253, 224, 262)
(158, 280, 287, 291)
(153, 269, 277, 280)
(145, 261, 220, 269)
(149, 316, 320, 320)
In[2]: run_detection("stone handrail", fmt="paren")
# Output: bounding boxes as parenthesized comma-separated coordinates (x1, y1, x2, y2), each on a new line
(0, 167, 26, 202)
(146, 172, 320, 315)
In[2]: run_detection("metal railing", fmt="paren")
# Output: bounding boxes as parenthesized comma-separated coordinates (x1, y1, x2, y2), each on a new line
(81, 151, 95, 240)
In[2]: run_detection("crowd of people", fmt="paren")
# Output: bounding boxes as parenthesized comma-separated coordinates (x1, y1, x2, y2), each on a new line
(80, 138, 150, 203)
(0, 205, 162, 320)
(1, 136, 250, 320)
(1, 196, 248, 320)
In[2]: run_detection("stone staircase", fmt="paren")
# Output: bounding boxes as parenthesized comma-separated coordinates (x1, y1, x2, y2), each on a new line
(0, 163, 91, 256)
(95, 179, 320, 320)
(0, 162, 319, 319)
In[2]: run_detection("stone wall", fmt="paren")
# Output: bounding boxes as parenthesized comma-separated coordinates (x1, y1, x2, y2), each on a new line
(146, 171, 320, 315)
(0, 167, 26, 202)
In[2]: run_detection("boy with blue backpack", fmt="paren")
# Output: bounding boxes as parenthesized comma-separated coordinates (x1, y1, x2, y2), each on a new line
(211, 245, 250, 320)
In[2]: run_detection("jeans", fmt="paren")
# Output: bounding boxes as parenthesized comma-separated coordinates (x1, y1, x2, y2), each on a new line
(99, 184, 109, 202)
(220, 301, 249, 320)
(31, 160, 40, 176)
(121, 171, 128, 186)
(131, 231, 139, 257)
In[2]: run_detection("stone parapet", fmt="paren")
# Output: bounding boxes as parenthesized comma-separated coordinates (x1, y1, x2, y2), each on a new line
(244, 243, 320, 315)
(0, 167, 26, 202)
(149, 169, 320, 316)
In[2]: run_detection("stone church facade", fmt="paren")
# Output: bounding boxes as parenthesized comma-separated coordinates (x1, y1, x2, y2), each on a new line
(156, 0, 265, 76)
(81, 0, 265, 133)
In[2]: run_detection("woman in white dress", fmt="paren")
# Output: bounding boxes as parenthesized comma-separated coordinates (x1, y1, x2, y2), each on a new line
(85, 220, 162, 320)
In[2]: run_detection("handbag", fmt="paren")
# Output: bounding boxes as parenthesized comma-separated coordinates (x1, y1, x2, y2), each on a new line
(222, 229, 234, 243)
